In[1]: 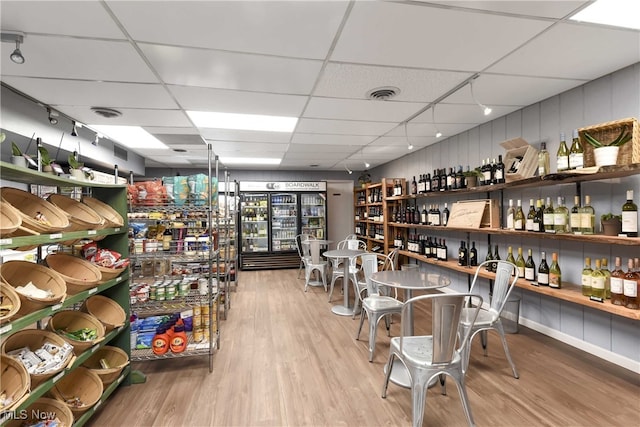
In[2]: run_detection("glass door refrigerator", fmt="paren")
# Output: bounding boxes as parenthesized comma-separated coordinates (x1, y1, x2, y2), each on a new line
(239, 181, 327, 270)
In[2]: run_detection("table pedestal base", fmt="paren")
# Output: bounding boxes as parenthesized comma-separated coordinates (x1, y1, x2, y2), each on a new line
(331, 305, 354, 316)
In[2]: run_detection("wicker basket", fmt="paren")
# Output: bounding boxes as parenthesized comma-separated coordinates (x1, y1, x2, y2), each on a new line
(47, 194, 105, 232)
(0, 354, 30, 411)
(0, 261, 67, 315)
(47, 310, 106, 355)
(81, 196, 125, 228)
(82, 345, 129, 385)
(0, 283, 21, 324)
(45, 253, 102, 295)
(579, 117, 640, 167)
(49, 366, 103, 416)
(80, 295, 126, 332)
(0, 188, 70, 234)
(1, 329, 73, 387)
(0, 199, 22, 237)
(4, 397, 74, 427)
(96, 265, 127, 283)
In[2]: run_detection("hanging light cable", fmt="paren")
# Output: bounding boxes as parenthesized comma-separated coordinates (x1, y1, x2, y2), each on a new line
(432, 105, 443, 138)
(470, 79, 492, 116)
(405, 122, 414, 150)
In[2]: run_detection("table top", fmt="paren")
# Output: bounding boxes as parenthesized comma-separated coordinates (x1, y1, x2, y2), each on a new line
(323, 248, 368, 259)
(371, 270, 451, 290)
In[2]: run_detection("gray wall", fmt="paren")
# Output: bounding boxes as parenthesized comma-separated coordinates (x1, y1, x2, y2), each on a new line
(145, 167, 355, 183)
(373, 63, 640, 372)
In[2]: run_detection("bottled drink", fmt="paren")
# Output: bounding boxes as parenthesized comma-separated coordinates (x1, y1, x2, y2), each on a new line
(515, 247, 525, 278)
(432, 205, 441, 226)
(580, 195, 595, 235)
(478, 160, 485, 186)
(524, 249, 536, 281)
(439, 239, 448, 262)
(425, 172, 431, 192)
(554, 196, 569, 234)
(610, 257, 625, 306)
(446, 168, 455, 190)
(458, 241, 468, 266)
(420, 204, 427, 225)
(431, 170, 439, 192)
(591, 259, 606, 300)
(538, 141, 550, 177)
(538, 251, 550, 286)
(569, 129, 584, 169)
(413, 205, 420, 225)
(526, 199, 536, 232)
(506, 199, 515, 230)
(441, 203, 450, 226)
(492, 244, 501, 271)
(394, 232, 403, 250)
(514, 199, 525, 231)
(621, 189, 638, 237)
(485, 245, 494, 272)
(570, 195, 581, 234)
(455, 166, 464, 189)
(439, 169, 447, 191)
(411, 176, 417, 195)
(623, 258, 638, 309)
(601, 258, 611, 299)
(543, 197, 555, 233)
(556, 132, 570, 172)
(494, 155, 505, 184)
(581, 257, 593, 297)
(469, 241, 478, 266)
(534, 199, 544, 232)
(549, 252, 561, 288)
(506, 246, 516, 276)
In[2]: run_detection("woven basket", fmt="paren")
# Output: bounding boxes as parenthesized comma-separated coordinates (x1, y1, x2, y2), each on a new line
(47, 310, 106, 355)
(81, 196, 125, 228)
(0, 188, 70, 234)
(80, 295, 126, 332)
(579, 117, 640, 167)
(0, 261, 67, 315)
(4, 397, 74, 427)
(96, 265, 127, 283)
(82, 345, 129, 385)
(45, 253, 102, 295)
(1, 329, 73, 387)
(0, 283, 21, 324)
(0, 354, 30, 412)
(48, 194, 105, 232)
(0, 199, 22, 237)
(49, 366, 103, 416)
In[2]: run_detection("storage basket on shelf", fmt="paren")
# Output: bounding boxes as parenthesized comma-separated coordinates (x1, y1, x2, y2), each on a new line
(579, 117, 639, 167)
(0, 187, 70, 234)
(0, 199, 22, 237)
(45, 253, 102, 295)
(48, 194, 106, 243)
(81, 196, 125, 228)
(49, 366, 103, 416)
(0, 354, 30, 412)
(0, 282, 21, 323)
(82, 345, 129, 385)
(4, 397, 74, 427)
(80, 295, 125, 332)
(47, 310, 106, 355)
(1, 329, 73, 386)
(0, 260, 67, 315)
(95, 264, 127, 283)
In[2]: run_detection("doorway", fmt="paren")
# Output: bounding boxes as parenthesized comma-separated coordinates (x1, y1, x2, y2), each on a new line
(326, 180, 354, 248)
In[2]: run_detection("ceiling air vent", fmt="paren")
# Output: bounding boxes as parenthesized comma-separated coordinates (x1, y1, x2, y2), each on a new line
(366, 86, 400, 101)
(91, 107, 122, 119)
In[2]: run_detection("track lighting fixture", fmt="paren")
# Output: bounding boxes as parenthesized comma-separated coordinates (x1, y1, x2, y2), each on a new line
(93, 133, 100, 146)
(345, 164, 353, 175)
(47, 108, 58, 125)
(71, 121, 78, 137)
(470, 79, 491, 116)
(404, 122, 414, 150)
(432, 106, 443, 138)
(364, 161, 370, 168)
(1, 31, 25, 64)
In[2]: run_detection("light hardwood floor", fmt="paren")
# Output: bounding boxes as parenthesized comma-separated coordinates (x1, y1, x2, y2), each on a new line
(89, 269, 639, 427)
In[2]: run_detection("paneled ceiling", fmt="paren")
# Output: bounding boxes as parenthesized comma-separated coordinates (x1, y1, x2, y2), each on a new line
(1, 1, 638, 172)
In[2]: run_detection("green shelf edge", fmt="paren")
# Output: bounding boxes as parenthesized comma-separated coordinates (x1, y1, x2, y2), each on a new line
(0, 227, 127, 251)
(0, 161, 125, 189)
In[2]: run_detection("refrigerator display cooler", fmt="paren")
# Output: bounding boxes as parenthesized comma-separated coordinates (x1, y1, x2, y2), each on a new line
(239, 181, 327, 270)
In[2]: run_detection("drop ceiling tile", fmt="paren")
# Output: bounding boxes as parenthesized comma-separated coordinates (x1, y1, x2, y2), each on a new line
(169, 86, 307, 116)
(295, 118, 397, 135)
(304, 98, 425, 122)
(421, 1, 588, 19)
(151, 135, 204, 146)
(315, 63, 472, 102)
(164, 145, 208, 152)
(286, 144, 357, 154)
(145, 127, 200, 135)
(412, 103, 521, 124)
(331, 2, 552, 70)
(60, 107, 191, 127)
(386, 122, 478, 140)
(279, 159, 338, 168)
(139, 44, 322, 94)
(144, 156, 193, 165)
(107, 0, 347, 59)
(488, 22, 640, 80)
(291, 133, 375, 146)
(0, 1, 125, 38)
(0, 35, 157, 82)
(210, 141, 288, 154)
(283, 151, 351, 160)
(200, 129, 291, 144)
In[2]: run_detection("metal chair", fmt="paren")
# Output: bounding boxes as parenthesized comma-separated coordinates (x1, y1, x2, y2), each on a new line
(355, 253, 403, 362)
(327, 235, 358, 291)
(459, 259, 520, 379)
(327, 238, 366, 303)
(302, 239, 327, 292)
(382, 293, 483, 427)
(295, 233, 315, 279)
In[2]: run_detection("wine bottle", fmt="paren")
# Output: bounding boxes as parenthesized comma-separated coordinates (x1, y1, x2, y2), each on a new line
(482, 158, 492, 186)
(514, 199, 525, 231)
(526, 199, 536, 232)
(581, 257, 593, 297)
(413, 205, 420, 225)
(458, 241, 468, 266)
(439, 169, 447, 192)
(543, 196, 555, 233)
(411, 176, 417, 195)
(494, 155, 506, 184)
(446, 168, 454, 190)
(591, 258, 606, 299)
(431, 170, 439, 192)
(538, 251, 550, 286)
(524, 249, 536, 281)
(441, 203, 450, 226)
(621, 189, 638, 237)
(455, 166, 464, 189)
(556, 132, 570, 172)
(538, 141, 550, 177)
(485, 245, 494, 272)
(549, 252, 561, 288)
(569, 129, 584, 169)
(493, 244, 501, 272)
(570, 195, 581, 234)
(580, 195, 595, 235)
(420, 204, 427, 225)
(425, 172, 431, 192)
(610, 257, 625, 306)
(534, 199, 544, 232)
(623, 258, 638, 309)
(440, 239, 448, 262)
(601, 258, 611, 299)
(506, 246, 516, 276)
(515, 247, 526, 278)
(554, 196, 569, 234)
(469, 241, 478, 266)
(506, 199, 515, 230)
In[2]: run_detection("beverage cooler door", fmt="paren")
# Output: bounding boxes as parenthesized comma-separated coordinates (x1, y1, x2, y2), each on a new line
(301, 192, 326, 239)
(271, 193, 297, 252)
(240, 193, 269, 253)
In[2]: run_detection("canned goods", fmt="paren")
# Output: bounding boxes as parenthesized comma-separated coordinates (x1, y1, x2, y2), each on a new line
(193, 328, 204, 343)
(156, 285, 165, 301)
(201, 304, 210, 316)
(193, 315, 202, 327)
(193, 306, 202, 317)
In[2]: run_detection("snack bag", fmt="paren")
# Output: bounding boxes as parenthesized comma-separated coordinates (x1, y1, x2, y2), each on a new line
(173, 176, 189, 206)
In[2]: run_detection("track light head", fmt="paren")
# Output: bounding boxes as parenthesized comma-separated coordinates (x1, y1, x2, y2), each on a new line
(470, 78, 492, 116)
(435, 131, 443, 138)
(2, 32, 25, 64)
(345, 164, 353, 175)
(93, 134, 100, 146)
(407, 143, 414, 150)
(483, 106, 492, 116)
(71, 121, 78, 137)
(47, 108, 58, 125)
(364, 161, 370, 169)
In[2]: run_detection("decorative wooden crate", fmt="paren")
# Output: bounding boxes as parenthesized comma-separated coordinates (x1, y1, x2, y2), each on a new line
(500, 137, 539, 182)
(579, 117, 639, 167)
(447, 199, 499, 229)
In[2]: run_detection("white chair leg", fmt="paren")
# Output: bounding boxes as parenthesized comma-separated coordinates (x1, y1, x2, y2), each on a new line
(494, 322, 519, 379)
(381, 353, 395, 398)
(368, 313, 379, 362)
(451, 372, 476, 427)
(411, 370, 431, 427)
(356, 308, 366, 340)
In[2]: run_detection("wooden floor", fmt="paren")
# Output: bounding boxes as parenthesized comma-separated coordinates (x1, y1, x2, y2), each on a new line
(89, 269, 639, 427)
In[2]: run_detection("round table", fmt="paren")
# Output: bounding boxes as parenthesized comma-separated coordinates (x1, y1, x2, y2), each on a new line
(371, 269, 452, 388)
(301, 240, 333, 287)
(323, 248, 368, 316)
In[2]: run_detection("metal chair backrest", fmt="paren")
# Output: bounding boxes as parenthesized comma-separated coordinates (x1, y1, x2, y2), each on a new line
(337, 239, 348, 250)
(399, 293, 482, 365)
(346, 239, 367, 251)
(471, 260, 518, 319)
(309, 240, 322, 264)
(360, 253, 379, 297)
(297, 234, 314, 259)
(381, 248, 399, 271)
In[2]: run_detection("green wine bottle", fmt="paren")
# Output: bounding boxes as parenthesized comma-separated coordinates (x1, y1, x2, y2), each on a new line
(515, 247, 526, 278)
(556, 132, 570, 172)
(549, 252, 561, 289)
(538, 251, 550, 286)
(581, 257, 593, 296)
(506, 246, 516, 276)
(591, 258, 606, 299)
(622, 189, 638, 237)
(524, 249, 536, 281)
